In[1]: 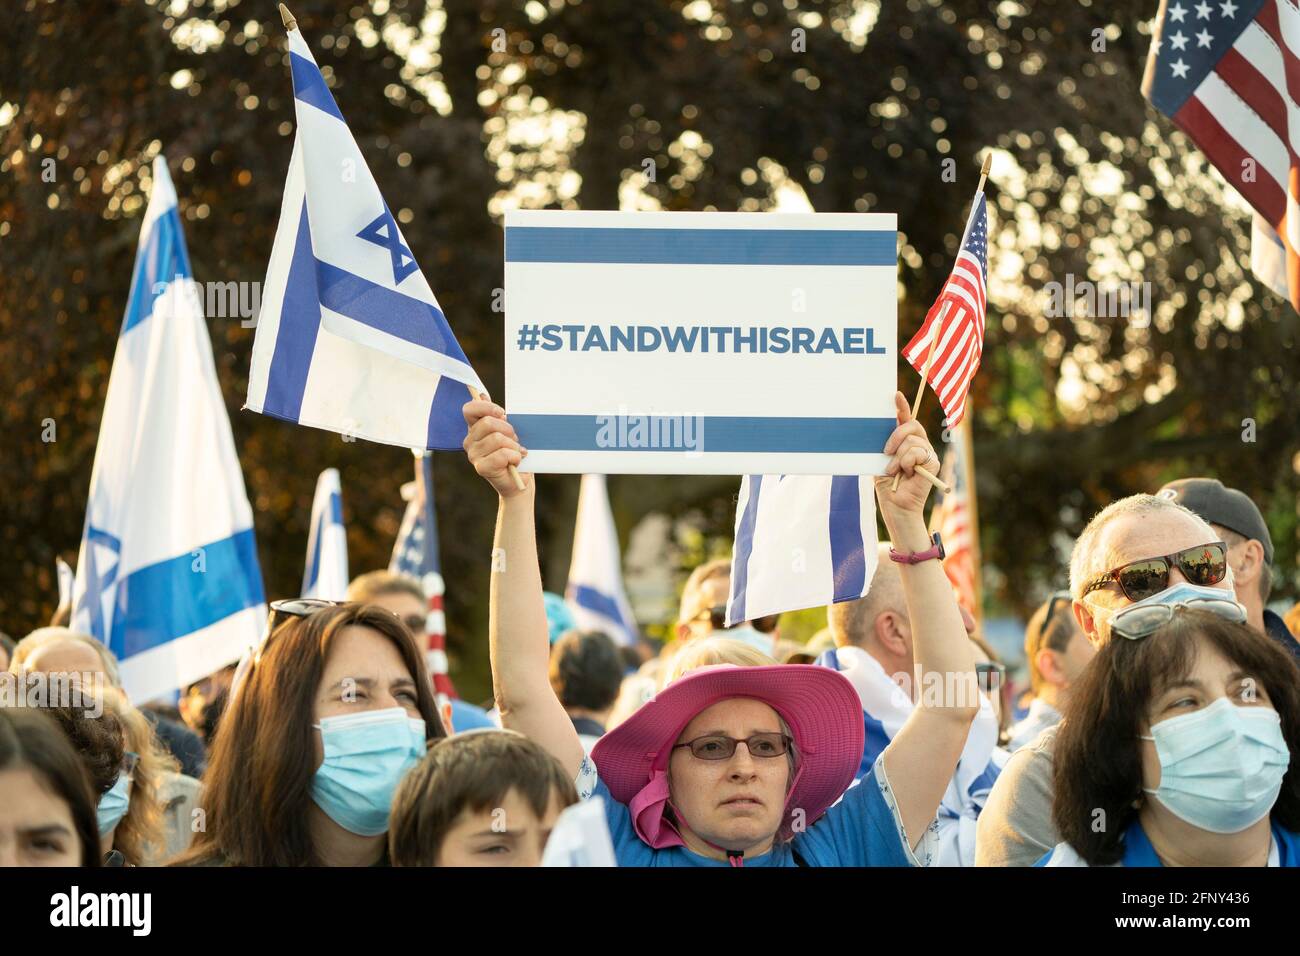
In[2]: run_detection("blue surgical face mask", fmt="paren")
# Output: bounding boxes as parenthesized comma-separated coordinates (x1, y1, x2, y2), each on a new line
(1092, 581, 1243, 639)
(1140, 697, 1290, 833)
(97, 773, 131, 836)
(311, 707, 426, 837)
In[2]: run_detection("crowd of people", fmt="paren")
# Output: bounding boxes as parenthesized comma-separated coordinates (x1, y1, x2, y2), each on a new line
(2, 394, 1299, 868)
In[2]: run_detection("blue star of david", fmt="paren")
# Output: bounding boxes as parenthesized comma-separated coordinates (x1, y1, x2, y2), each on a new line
(83, 526, 122, 643)
(357, 208, 419, 285)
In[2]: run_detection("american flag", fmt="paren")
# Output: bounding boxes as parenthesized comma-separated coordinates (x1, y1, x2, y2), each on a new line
(390, 452, 457, 703)
(902, 192, 988, 427)
(1142, 0, 1299, 311)
(929, 435, 978, 617)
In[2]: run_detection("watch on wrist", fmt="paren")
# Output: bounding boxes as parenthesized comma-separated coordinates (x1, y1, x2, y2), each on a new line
(888, 532, 946, 565)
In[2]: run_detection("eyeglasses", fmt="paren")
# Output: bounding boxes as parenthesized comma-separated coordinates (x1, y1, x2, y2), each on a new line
(692, 606, 778, 634)
(122, 751, 140, 777)
(693, 606, 730, 630)
(1110, 598, 1247, 641)
(1081, 542, 1228, 603)
(672, 732, 793, 760)
(976, 661, 1006, 694)
(1045, 590, 1073, 623)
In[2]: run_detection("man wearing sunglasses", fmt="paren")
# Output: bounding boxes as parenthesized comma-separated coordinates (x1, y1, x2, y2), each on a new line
(1157, 478, 1299, 659)
(977, 492, 1248, 866)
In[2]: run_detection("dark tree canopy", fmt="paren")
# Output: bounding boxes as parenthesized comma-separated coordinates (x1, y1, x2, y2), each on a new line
(2, 0, 1296, 698)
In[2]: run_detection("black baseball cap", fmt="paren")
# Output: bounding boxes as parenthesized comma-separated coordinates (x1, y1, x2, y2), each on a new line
(1157, 478, 1274, 565)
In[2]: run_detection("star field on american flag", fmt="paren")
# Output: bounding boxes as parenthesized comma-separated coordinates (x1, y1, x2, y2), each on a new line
(1142, 0, 1300, 311)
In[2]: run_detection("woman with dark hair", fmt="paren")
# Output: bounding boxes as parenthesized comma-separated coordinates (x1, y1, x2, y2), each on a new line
(1042, 606, 1300, 866)
(0, 707, 102, 867)
(175, 602, 446, 866)
(42, 702, 133, 865)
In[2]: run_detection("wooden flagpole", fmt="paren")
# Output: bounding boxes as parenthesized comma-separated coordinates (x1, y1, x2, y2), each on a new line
(892, 152, 991, 494)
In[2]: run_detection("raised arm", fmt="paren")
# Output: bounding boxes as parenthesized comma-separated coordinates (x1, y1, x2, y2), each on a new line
(873, 392, 981, 848)
(463, 398, 586, 777)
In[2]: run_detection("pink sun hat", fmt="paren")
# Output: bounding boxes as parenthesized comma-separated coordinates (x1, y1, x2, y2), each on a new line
(590, 664, 864, 849)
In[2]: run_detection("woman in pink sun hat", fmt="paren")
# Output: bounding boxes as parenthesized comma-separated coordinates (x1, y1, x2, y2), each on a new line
(462, 392, 981, 866)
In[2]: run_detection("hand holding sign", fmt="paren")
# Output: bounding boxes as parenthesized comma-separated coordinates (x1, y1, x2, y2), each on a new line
(463, 399, 532, 498)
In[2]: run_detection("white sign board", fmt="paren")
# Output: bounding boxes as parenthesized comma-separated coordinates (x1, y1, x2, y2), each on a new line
(504, 210, 897, 475)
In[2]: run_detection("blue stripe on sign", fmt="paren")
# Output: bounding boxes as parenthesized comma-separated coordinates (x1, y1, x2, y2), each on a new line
(328, 491, 343, 525)
(290, 52, 345, 122)
(569, 584, 632, 633)
(108, 529, 265, 662)
(728, 476, 763, 624)
(122, 207, 192, 334)
(316, 259, 473, 366)
(829, 476, 867, 602)
(505, 227, 895, 266)
(510, 416, 894, 454)
(264, 203, 322, 422)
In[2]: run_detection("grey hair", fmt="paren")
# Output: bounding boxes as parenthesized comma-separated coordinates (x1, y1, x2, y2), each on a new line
(1068, 494, 1216, 599)
(9, 627, 122, 687)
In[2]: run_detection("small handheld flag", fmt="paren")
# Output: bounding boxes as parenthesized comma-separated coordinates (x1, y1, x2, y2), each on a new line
(902, 172, 989, 431)
(566, 475, 638, 647)
(246, 7, 485, 450)
(726, 475, 879, 625)
(302, 468, 348, 600)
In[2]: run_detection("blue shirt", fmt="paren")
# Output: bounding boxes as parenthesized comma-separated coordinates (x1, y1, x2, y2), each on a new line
(1036, 818, 1300, 867)
(579, 753, 934, 867)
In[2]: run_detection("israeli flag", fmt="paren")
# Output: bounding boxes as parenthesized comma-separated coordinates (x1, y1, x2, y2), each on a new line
(565, 475, 637, 647)
(726, 475, 878, 625)
(245, 22, 484, 450)
(71, 157, 266, 701)
(302, 468, 349, 600)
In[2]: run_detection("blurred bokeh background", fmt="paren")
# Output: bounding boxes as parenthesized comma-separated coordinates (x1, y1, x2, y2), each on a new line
(2, 0, 1297, 700)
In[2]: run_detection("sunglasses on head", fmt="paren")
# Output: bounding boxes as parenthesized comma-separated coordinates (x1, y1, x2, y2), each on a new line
(1081, 542, 1228, 604)
(672, 732, 792, 760)
(1110, 597, 1247, 641)
(267, 598, 344, 634)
